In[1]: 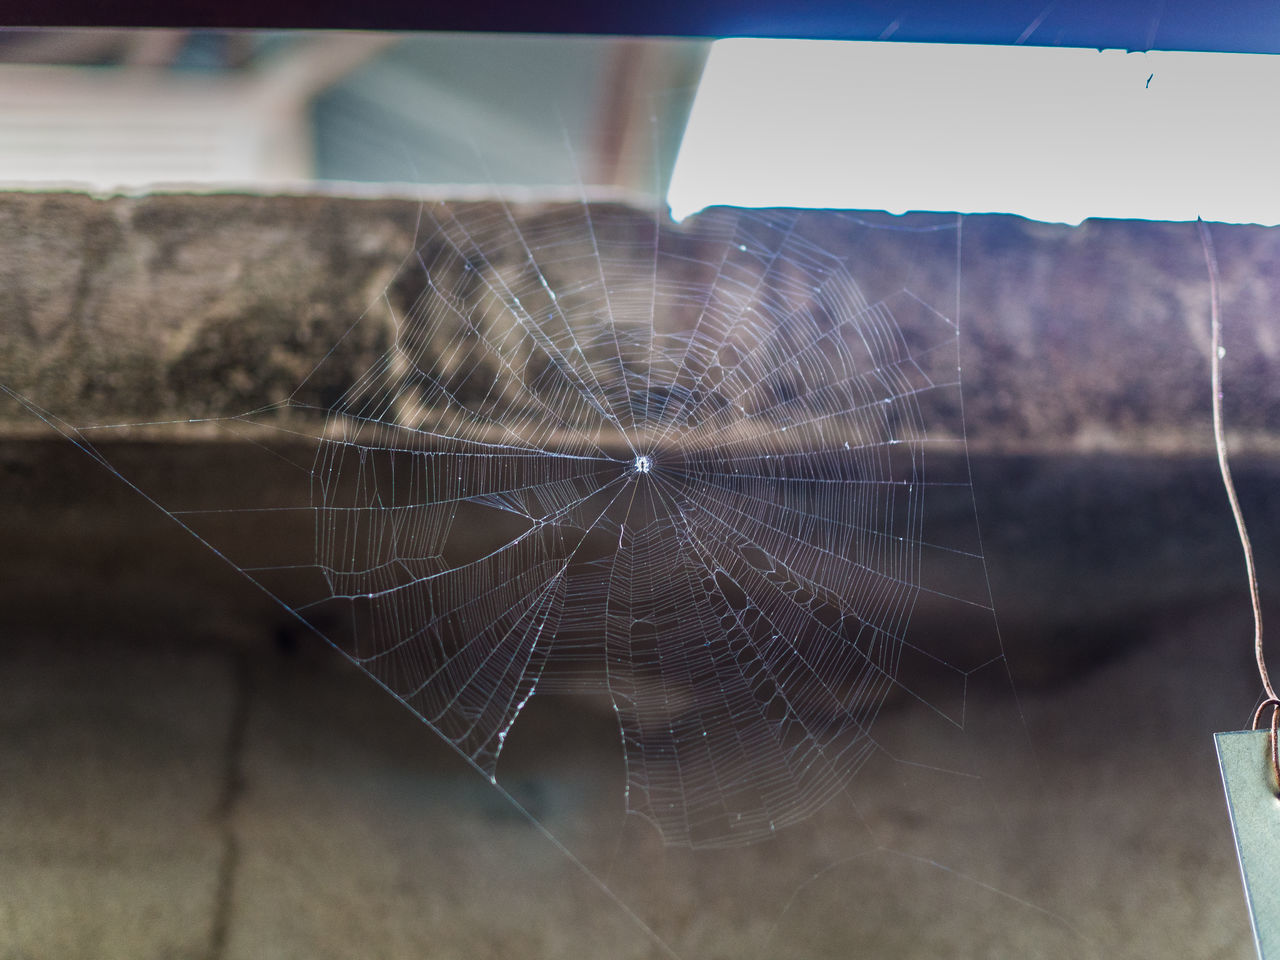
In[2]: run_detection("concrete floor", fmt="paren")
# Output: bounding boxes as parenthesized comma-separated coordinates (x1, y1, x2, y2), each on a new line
(0, 591, 1261, 960)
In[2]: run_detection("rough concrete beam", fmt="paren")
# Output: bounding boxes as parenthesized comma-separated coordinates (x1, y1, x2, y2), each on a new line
(1, 192, 1277, 455)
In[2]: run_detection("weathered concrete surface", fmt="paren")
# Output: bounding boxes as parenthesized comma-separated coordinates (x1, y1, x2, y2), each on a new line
(0, 192, 408, 431)
(958, 215, 1280, 455)
(1, 192, 1278, 453)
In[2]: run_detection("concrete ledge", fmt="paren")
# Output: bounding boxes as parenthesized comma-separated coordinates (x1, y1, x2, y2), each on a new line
(2, 192, 1278, 454)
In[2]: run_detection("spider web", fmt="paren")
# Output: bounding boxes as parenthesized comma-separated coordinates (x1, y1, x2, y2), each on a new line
(120, 198, 992, 851)
(0, 187, 1000, 864)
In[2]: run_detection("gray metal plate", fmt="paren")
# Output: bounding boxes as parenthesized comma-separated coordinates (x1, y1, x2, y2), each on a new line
(1216, 729, 1280, 959)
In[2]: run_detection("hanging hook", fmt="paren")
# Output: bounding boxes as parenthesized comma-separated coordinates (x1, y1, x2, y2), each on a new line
(1251, 698, 1280, 796)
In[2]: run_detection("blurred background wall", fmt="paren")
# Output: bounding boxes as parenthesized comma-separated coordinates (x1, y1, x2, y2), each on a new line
(0, 30, 706, 197)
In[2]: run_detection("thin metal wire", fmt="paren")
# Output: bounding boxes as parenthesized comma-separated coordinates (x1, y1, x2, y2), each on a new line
(1252, 699, 1280, 793)
(1199, 219, 1279, 794)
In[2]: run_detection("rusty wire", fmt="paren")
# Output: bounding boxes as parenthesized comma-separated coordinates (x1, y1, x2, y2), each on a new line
(1199, 219, 1279, 794)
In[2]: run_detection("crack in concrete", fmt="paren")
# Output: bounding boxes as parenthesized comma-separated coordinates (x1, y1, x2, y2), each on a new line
(207, 652, 252, 960)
